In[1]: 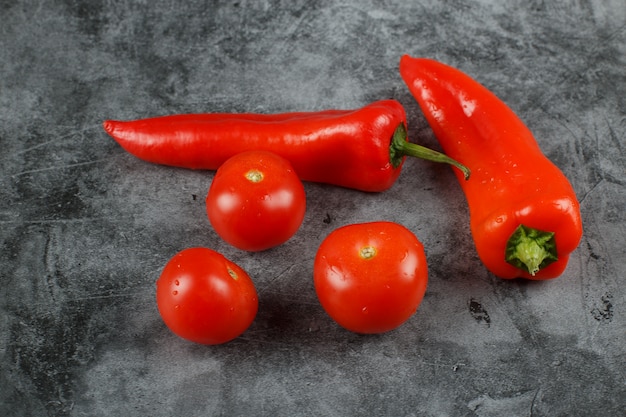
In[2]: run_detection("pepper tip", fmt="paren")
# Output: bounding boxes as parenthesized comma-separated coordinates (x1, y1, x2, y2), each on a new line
(102, 120, 113, 134)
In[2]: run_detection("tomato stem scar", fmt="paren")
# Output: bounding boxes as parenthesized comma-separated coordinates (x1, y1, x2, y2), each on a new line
(227, 268, 239, 280)
(359, 246, 377, 260)
(245, 170, 264, 183)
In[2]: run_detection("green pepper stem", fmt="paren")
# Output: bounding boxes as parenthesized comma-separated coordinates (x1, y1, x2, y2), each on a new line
(389, 123, 471, 180)
(505, 224, 558, 275)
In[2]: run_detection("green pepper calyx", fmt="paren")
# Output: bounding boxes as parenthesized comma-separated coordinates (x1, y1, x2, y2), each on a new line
(505, 224, 558, 275)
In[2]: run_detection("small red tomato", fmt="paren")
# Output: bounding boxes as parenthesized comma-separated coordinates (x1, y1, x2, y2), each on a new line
(206, 150, 306, 251)
(314, 221, 428, 334)
(156, 247, 258, 345)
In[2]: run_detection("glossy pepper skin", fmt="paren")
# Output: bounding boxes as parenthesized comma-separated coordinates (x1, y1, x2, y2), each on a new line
(103, 100, 467, 192)
(400, 56, 582, 279)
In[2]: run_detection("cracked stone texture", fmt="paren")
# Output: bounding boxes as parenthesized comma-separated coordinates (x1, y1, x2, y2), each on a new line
(1, 1, 625, 416)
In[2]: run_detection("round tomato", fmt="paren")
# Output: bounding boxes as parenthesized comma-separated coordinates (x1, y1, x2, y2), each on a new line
(156, 247, 258, 345)
(313, 221, 428, 334)
(206, 150, 306, 252)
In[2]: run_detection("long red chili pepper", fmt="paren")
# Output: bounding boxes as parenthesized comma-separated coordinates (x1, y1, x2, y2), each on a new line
(103, 99, 469, 192)
(399, 56, 582, 279)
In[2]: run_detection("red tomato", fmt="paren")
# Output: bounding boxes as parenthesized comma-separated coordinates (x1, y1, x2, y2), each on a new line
(314, 221, 428, 334)
(206, 151, 306, 251)
(156, 247, 258, 345)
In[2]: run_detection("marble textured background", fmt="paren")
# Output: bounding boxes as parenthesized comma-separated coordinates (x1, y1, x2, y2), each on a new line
(1, 1, 625, 416)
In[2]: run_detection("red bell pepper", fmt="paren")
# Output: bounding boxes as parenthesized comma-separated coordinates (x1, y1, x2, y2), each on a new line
(400, 55, 583, 279)
(103, 99, 468, 192)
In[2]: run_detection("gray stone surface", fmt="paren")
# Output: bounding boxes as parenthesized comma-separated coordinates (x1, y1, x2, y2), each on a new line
(1, 1, 625, 416)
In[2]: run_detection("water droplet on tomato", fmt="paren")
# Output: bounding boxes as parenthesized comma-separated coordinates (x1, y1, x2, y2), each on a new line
(362, 307, 369, 314)
(174, 305, 180, 310)
(174, 280, 180, 286)
(172, 290, 178, 295)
